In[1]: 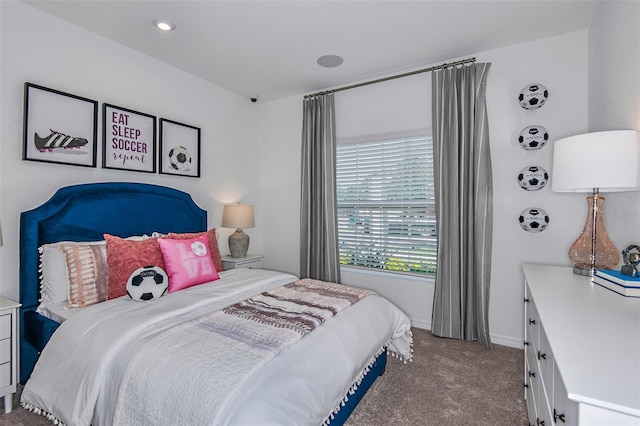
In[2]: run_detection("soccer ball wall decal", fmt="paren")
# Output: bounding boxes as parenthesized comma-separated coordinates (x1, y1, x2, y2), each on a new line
(519, 125, 549, 150)
(518, 83, 549, 110)
(519, 208, 550, 233)
(126, 265, 169, 302)
(168, 146, 192, 171)
(517, 166, 549, 191)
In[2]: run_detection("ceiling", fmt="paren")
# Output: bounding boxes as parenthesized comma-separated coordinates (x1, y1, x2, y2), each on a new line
(22, 0, 600, 102)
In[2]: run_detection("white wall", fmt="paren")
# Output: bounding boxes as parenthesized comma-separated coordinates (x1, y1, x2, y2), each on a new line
(0, 1, 262, 301)
(260, 30, 591, 347)
(481, 31, 588, 346)
(588, 0, 640, 250)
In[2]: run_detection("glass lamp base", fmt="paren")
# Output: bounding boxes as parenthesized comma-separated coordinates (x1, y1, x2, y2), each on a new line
(572, 265, 595, 276)
(568, 195, 620, 276)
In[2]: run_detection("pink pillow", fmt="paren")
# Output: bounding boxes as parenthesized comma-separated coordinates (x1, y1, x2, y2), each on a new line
(167, 229, 223, 273)
(158, 234, 220, 292)
(104, 234, 165, 300)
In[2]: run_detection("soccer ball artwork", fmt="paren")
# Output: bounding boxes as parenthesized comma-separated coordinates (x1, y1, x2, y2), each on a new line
(126, 265, 169, 302)
(168, 146, 192, 171)
(518, 83, 549, 110)
(519, 125, 549, 150)
(519, 208, 550, 233)
(517, 166, 548, 191)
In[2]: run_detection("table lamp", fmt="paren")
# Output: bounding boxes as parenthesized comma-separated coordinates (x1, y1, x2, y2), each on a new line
(552, 130, 640, 276)
(221, 204, 255, 258)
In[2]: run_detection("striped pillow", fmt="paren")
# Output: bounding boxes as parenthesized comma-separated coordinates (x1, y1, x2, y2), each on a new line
(61, 243, 109, 308)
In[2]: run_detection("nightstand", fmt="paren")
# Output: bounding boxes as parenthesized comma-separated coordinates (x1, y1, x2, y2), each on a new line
(221, 254, 264, 270)
(0, 297, 20, 414)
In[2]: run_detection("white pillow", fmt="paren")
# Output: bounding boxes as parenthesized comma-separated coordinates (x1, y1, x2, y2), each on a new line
(36, 234, 157, 314)
(37, 240, 105, 314)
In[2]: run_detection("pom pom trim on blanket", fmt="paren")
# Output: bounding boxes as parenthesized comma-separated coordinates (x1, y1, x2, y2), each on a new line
(21, 401, 65, 425)
(322, 329, 414, 425)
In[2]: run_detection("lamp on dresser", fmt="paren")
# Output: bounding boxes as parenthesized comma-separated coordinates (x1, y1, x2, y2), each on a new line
(551, 130, 640, 276)
(221, 203, 255, 258)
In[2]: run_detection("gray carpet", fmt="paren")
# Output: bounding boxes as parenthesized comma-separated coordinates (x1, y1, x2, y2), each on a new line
(0, 328, 527, 425)
(346, 328, 528, 425)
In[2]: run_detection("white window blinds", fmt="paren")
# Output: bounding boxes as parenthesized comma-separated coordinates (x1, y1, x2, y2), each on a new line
(336, 134, 436, 276)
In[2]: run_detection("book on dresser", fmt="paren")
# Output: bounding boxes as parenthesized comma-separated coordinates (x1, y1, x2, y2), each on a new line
(592, 269, 640, 297)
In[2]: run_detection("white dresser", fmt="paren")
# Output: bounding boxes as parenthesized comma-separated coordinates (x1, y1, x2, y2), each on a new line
(522, 264, 640, 426)
(0, 297, 20, 414)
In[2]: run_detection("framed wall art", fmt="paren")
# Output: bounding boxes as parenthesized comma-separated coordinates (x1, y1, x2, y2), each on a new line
(103, 104, 157, 173)
(23, 82, 98, 167)
(159, 118, 201, 178)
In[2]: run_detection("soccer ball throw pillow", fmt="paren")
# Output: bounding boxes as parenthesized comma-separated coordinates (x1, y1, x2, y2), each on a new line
(126, 265, 169, 302)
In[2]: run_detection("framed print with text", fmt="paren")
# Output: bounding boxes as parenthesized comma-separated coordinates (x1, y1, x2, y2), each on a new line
(23, 82, 98, 167)
(159, 118, 201, 178)
(103, 104, 156, 173)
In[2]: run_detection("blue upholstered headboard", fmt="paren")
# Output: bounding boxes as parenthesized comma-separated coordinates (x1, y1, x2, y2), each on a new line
(19, 182, 207, 382)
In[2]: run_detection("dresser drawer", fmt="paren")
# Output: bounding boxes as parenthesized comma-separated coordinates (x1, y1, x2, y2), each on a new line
(236, 259, 262, 269)
(0, 338, 10, 364)
(526, 298, 540, 351)
(0, 315, 11, 340)
(525, 361, 538, 425)
(538, 323, 554, 402)
(553, 364, 579, 425)
(0, 362, 10, 388)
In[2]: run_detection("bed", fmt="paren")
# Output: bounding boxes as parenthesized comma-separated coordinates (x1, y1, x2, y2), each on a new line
(18, 182, 412, 425)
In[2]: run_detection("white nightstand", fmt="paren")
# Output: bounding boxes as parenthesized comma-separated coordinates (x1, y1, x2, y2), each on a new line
(221, 254, 264, 271)
(0, 297, 20, 414)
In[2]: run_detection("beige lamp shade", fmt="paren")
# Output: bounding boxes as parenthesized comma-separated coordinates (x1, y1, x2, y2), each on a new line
(221, 204, 255, 229)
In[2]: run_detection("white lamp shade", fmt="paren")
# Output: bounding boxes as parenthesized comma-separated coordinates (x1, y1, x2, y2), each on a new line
(221, 204, 255, 229)
(551, 130, 640, 193)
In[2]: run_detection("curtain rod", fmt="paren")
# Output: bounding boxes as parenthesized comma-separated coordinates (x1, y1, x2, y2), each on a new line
(304, 57, 476, 100)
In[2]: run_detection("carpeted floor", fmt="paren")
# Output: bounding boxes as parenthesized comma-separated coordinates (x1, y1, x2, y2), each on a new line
(0, 328, 527, 425)
(346, 328, 528, 426)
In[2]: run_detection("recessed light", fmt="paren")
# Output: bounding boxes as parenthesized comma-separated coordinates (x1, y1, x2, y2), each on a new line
(153, 18, 175, 31)
(317, 55, 344, 68)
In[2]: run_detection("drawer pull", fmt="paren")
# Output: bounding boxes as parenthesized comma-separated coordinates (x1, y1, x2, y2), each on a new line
(524, 298, 530, 303)
(553, 409, 566, 423)
(537, 350, 546, 360)
(524, 382, 529, 389)
(524, 340, 529, 346)
(537, 418, 545, 426)
(528, 370, 536, 378)
(529, 319, 536, 325)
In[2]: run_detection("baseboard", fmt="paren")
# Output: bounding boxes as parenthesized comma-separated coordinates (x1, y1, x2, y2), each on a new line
(410, 318, 523, 349)
(410, 318, 431, 330)
(489, 333, 523, 349)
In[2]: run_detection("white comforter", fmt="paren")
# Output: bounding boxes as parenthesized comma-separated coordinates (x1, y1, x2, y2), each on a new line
(21, 269, 412, 426)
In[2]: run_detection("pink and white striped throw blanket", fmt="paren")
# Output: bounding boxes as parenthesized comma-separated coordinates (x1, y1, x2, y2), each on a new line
(112, 279, 376, 425)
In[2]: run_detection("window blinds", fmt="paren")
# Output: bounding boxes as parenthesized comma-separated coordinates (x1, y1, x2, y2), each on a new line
(336, 135, 436, 276)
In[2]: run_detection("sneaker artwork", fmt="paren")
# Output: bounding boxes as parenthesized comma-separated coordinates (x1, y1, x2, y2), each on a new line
(34, 129, 88, 152)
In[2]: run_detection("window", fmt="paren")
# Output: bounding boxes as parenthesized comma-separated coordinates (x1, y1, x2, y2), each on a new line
(336, 132, 436, 276)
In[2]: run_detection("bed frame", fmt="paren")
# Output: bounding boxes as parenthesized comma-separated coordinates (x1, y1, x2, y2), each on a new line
(19, 181, 385, 425)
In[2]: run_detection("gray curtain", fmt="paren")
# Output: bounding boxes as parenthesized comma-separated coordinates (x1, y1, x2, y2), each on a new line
(431, 63, 493, 347)
(300, 93, 341, 283)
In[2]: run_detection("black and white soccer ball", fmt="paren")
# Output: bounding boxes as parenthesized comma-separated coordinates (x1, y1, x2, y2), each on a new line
(126, 265, 168, 302)
(518, 83, 549, 110)
(519, 208, 550, 233)
(519, 125, 549, 150)
(168, 146, 192, 171)
(517, 166, 548, 191)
